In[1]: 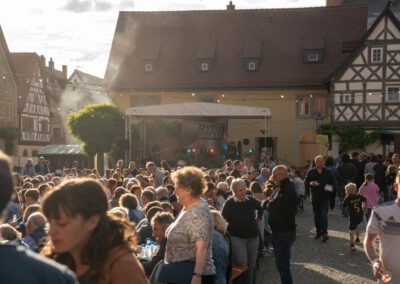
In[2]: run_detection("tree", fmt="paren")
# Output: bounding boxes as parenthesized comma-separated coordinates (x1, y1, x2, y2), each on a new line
(319, 124, 379, 152)
(67, 104, 124, 174)
(0, 126, 20, 155)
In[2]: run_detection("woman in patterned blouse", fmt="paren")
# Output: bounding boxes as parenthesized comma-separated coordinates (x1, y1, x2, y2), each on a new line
(165, 166, 216, 284)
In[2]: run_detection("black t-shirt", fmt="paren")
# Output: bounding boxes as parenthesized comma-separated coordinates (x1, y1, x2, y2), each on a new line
(343, 194, 366, 219)
(222, 196, 262, 238)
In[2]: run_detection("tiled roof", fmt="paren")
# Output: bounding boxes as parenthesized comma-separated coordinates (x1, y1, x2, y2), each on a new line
(69, 69, 103, 85)
(105, 5, 367, 90)
(10, 53, 40, 113)
(10, 53, 68, 113)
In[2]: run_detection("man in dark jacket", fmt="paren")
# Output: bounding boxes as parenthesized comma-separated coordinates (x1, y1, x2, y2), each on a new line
(335, 153, 357, 216)
(267, 165, 297, 284)
(34, 156, 48, 175)
(305, 156, 335, 242)
(349, 152, 365, 188)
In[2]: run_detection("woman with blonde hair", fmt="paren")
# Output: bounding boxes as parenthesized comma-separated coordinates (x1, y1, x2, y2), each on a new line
(161, 166, 215, 284)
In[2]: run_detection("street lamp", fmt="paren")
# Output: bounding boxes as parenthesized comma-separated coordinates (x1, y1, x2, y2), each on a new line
(314, 112, 324, 131)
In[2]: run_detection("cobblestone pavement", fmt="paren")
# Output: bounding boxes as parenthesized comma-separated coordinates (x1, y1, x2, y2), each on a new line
(256, 199, 376, 284)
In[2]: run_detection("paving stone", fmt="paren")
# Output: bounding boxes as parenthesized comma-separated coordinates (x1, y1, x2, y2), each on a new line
(255, 199, 375, 284)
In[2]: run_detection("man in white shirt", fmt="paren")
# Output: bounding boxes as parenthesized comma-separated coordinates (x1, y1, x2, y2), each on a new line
(364, 169, 400, 283)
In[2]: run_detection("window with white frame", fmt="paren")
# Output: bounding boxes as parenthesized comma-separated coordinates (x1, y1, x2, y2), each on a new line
(201, 63, 209, 71)
(343, 93, 352, 104)
(387, 86, 400, 102)
(145, 63, 153, 72)
(308, 53, 319, 62)
(371, 48, 383, 63)
(248, 62, 256, 71)
(298, 97, 311, 116)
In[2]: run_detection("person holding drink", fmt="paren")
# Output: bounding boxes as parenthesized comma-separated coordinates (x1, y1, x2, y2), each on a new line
(305, 156, 335, 242)
(364, 168, 400, 283)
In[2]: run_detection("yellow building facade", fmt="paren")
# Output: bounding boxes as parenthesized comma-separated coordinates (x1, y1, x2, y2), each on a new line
(110, 88, 329, 167)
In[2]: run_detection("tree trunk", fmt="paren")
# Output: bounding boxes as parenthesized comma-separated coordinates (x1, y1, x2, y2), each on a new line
(97, 151, 105, 176)
(88, 153, 95, 169)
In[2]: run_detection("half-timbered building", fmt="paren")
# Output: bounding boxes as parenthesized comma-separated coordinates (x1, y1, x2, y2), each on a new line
(330, 4, 400, 154)
(11, 53, 51, 157)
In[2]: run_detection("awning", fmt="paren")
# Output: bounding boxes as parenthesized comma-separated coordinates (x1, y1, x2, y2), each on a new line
(38, 144, 86, 156)
(377, 130, 400, 136)
(125, 102, 271, 118)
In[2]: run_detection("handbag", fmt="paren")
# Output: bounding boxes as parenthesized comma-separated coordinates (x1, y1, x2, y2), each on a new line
(158, 261, 196, 284)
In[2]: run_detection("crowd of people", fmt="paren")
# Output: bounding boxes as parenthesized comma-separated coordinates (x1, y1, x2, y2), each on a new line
(0, 150, 399, 284)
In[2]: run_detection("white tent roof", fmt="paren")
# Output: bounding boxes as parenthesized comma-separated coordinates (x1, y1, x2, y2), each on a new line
(125, 102, 271, 118)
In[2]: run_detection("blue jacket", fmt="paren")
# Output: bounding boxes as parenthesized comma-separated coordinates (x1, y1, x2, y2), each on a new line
(0, 243, 77, 283)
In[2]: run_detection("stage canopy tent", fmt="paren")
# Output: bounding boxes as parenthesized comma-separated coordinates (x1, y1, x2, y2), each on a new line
(124, 102, 271, 162)
(38, 144, 85, 156)
(125, 102, 271, 118)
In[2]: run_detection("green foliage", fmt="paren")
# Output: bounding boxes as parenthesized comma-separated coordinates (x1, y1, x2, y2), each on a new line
(67, 104, 124, 155)
(319, 124, 379, 151)
(0, 126, 20, 155)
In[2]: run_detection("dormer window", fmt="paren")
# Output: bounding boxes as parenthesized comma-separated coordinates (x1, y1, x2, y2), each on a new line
(145, 63, 153, 72)
(304, 49, 323, 64)
(308, 53, 319, 62)
(197, 59, 213, 72)
(244, 59, 260, 72)
(248, 62, 256, 71)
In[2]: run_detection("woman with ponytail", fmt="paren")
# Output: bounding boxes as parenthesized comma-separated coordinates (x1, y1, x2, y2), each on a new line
(42, 178, 148, 284)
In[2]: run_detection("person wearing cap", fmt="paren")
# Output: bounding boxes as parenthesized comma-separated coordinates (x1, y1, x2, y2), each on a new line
(0, 150, 78, 284)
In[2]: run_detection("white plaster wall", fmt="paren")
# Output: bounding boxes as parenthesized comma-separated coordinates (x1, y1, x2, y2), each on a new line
(349, 82, 363, 90)
(334, 83, 347, 91)
(366, 82, 382, 89)
(366, 93, 382, 103)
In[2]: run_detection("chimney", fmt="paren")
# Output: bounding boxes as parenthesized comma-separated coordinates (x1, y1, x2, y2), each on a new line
(40, 55, 46, 66)
(49, 57, 54, 72)
(326, 0, 343, 6)
(227, 1, 235, 11)
(62, 65, 68, 78)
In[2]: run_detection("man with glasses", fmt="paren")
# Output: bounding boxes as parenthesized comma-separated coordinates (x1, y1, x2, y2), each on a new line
(364, 168, 400, 283)
(267, 165, 297, 284)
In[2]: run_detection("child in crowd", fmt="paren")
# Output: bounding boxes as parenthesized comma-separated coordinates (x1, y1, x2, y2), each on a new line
(292, 169, 305, 211)
(343, 183, 367, 252)
(358, 174, 380, 221)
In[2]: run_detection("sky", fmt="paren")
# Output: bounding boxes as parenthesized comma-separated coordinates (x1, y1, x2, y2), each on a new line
(0, 0, 325, 78)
